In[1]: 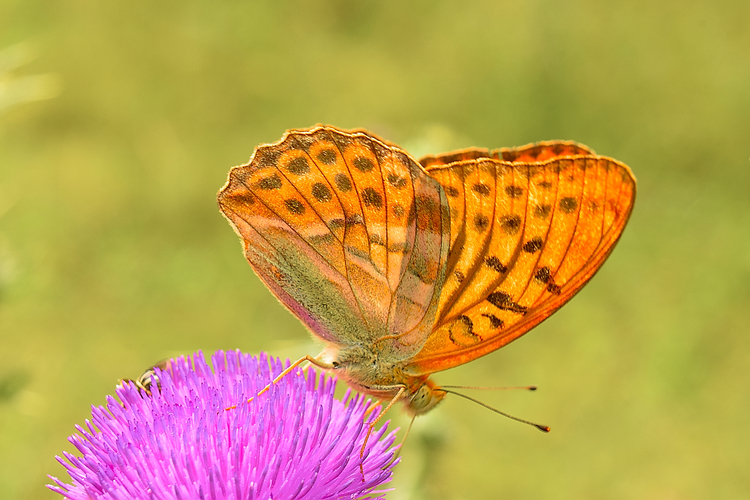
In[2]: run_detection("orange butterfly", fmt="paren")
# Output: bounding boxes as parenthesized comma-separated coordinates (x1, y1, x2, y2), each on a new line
(218, 125, 635, 420)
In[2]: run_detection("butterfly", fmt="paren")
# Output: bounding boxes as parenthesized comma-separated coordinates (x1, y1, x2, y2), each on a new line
(218, 125, 635, 419)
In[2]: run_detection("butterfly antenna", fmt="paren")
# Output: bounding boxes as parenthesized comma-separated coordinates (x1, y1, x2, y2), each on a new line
(440, 385, 537, 391)
(386, 415, 415, 468)
(439, 388, 550, 433)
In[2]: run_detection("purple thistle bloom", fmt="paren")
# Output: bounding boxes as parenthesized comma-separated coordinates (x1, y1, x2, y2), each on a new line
(48, 350, 398, 500)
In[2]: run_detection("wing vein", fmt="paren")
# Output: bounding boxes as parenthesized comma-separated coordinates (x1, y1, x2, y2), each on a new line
(325, 130, 378, 337)
(237, 172, 342, 279)
(544, 159, 592, 298)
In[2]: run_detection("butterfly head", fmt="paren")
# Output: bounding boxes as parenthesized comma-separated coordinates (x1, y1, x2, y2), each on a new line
(405, 377, 446, 416)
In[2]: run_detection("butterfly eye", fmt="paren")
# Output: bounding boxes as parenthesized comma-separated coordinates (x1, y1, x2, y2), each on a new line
(414, 386, 427, 401)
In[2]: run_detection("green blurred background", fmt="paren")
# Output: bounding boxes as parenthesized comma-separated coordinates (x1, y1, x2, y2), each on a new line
(1, 1, 748, 498)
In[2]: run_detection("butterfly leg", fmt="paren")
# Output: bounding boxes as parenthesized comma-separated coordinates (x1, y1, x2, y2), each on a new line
(359, 385, 406, 480)
(223, 355, 333, 411)
(363, 400, 382, 418)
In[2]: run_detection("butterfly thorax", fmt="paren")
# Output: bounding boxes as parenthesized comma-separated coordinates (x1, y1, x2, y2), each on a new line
(330, 345, 446, 416)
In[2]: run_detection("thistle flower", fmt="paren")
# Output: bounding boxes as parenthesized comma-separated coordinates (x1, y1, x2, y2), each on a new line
(48, 350, 398, 500)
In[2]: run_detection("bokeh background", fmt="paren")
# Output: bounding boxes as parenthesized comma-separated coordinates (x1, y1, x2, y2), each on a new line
(1, 1, 749, 499)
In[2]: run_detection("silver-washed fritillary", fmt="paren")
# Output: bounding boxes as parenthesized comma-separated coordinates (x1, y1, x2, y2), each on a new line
(218, 125, 635, 417)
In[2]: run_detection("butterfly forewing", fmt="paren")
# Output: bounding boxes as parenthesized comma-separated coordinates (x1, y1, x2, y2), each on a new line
(429, 161, 501, 323)
(406, 154, 635, 375)
(219, 126, 450, 360)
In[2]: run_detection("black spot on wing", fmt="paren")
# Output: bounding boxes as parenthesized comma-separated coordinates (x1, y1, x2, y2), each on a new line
(560, 197, 578, 213)
(255, 149, 282, 167)
(485, 256, 508, 273)
(362, 188, 383, 209)
(481, 313, 504, 329)
(487, 291, 527, 314)
(533, 204, 552, 219)
(330, 214, 364, 229)
(284, 199, 305, 215)
(346, 214, 364, 226)
(444, 186, 459, 198)
(258, 174, 282, 190)
(535, 266, 562, 294)
(311, 182, 332, 202)
(335, 173, 352, 192)
(316, 149, 337, 165)
(474, 214, 490, 232)
(522, 237, 544, 253)
(449, 315, 481, 346)
(505, 185, 524, 198)
(286, 156, 310, 175)
(534, 266, 551, 283)
(387, 173, 407, 188)
(353, 156, 374, 172)
(499, 214, 522, 235)
(472, 183, 491, 196)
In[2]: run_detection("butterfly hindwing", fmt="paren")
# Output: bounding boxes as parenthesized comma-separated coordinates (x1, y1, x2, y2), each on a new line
(496, 140, 595, 163)
(219, 161, 366, 346)
(418, 141, 595, 169)
(219, 126, 451, 359)
(419, 148, 495, 169)
(405, 152, 635, 375)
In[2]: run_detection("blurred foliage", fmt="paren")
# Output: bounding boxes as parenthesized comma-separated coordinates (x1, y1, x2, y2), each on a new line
(0, 42, 60, 114)
(0, 0, 749, 498)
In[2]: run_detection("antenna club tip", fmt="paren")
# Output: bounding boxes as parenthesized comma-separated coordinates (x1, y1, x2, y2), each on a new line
(528, 386, 538, 391)
(538, 425, 551, 433)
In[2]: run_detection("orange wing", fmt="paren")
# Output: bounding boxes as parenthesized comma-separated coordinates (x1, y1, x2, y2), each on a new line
(405, 146, 635, 375)
(218, 126, 450, 360)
